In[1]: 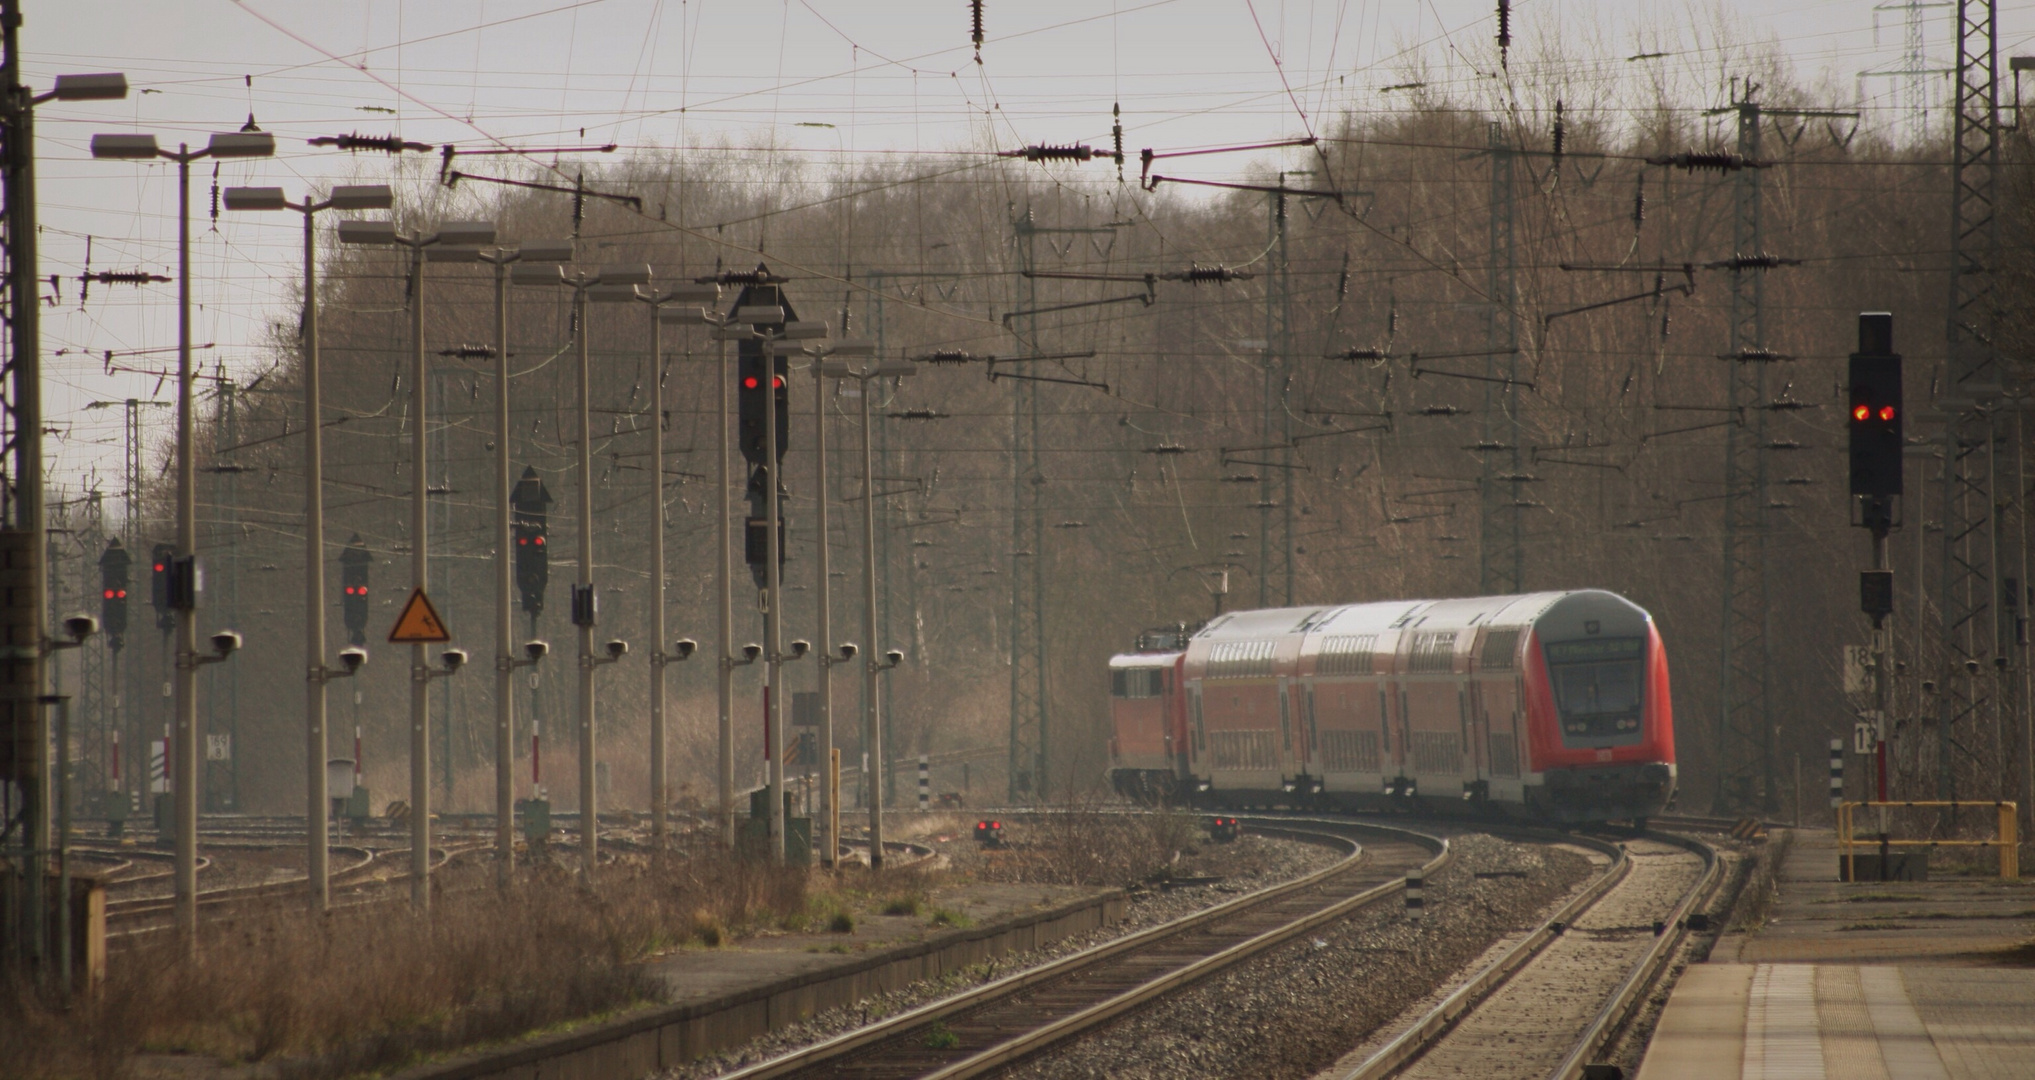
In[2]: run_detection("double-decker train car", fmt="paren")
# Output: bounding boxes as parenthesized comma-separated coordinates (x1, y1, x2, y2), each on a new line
(1106, 590, 1675, 824)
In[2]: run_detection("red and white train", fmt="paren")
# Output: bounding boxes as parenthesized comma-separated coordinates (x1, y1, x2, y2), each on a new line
(1107, 590, 1676, 824)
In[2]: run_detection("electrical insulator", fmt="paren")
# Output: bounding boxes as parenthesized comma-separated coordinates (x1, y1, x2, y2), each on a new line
(1112, 102, 1125, 182)
(1011, 144, 1095, 163)
(1632, 173, 1646, 231)
(308, 132, 434, 154)
(971, 0, 985, 59)
(512, 466, 553, 616)
(340, 534, 372, 646)
(1496, 0, 1512, 59)
(916, 349, 975, 364)
(1551, 100, 1565, 164)
(99, 538, 130, 646)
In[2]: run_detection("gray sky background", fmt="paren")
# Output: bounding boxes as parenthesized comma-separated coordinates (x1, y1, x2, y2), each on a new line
(23, 0, 2035, 495)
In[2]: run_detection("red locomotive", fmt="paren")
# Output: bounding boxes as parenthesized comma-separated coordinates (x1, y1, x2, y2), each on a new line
(1107, 590, 1676, 824)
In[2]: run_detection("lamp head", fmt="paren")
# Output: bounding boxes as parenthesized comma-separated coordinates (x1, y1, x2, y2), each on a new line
(210, 630, 243, 656)
(511, 263, 564, 287)
(440, 648, 469, 673)
(782, 320, 828, 340)
(51, 73, 129, 102)
(829, 338, 877, 357)
(434, 221, 497, 247)
(62, 614, 99, 642)
(597, 263, 652, 287)
(587, 283, 641, 303)
(327, 184, 395, 212)
(337, 220, 399, 246)
(605, 639, 630, 660)
(515, 240, 576, 263)
(789, 639, 810, 660)
(90, 133, 159, 160)
(735, 305, 786, 325)
(664, 283, 721, 304)
(222, 186, 289, 212)
(884, 648, 905, 668)
(837, 642, 858, 661)
(206, 131, 276, 159)
(338, 646, 367, 673)
(673, 638, 698, 661)
(659, 308, 711, 326)
(523, 639, 550, 663)
(741, 643, 763, 663)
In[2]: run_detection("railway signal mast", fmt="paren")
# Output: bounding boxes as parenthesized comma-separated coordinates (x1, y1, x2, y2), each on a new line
(1850, 313, 1902, 817)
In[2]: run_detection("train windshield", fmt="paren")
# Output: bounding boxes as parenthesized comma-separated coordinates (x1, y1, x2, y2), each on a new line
(1544, 638, 1645, 743)
(1111, 668, 1164, 699)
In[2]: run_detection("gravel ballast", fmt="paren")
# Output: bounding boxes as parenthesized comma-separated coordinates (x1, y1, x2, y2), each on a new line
(667, 830, 1343, 1079)
(998, 832, 1592, 1080)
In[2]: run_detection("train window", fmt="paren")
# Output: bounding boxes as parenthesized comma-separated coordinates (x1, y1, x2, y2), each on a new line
(1191, 691, 1206, 753)
(1408, 631, 1457, 673)
(1279, 687, 1292, 751)
(1317, 634, 1376, 676)
(1544, 637, 1646, 743)
(1479, 629, 1521, 670)
(1111, 668, 1163, 698)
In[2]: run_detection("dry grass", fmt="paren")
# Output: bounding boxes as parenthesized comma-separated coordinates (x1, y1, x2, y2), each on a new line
(0, 849, 809, 1080)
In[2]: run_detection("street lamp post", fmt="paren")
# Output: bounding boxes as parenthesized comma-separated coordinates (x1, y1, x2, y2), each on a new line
(474, 241, 572, 886)
(517, 263, 642, 881)
(625, 282, 720, 845)
(221, 183, 392, 911)
(90, 128, 271, 949)
(7, 63, 126, 974)
(658, 301, 758, 848)
(819, 354, 914, 868)
(805, 338, 874, 868)
(336, 217, 495, 912)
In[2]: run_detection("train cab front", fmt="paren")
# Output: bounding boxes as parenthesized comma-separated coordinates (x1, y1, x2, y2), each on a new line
(1522, 592, 1678, 823)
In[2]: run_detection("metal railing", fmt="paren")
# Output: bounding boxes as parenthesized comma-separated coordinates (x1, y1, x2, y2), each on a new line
(1836, 800, 2019, 880)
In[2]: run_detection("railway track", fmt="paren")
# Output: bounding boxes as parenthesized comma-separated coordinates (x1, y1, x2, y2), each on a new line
(718, 817, 1444, 1080)
(1337, 827, 1721, 1080)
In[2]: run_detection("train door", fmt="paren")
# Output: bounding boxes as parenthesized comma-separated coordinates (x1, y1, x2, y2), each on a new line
(1379, 683, 1401, 773)
(1462, 682, 1488, 791)
(1277, 680, 1295, 779)
(1303, 684, 1320, 777)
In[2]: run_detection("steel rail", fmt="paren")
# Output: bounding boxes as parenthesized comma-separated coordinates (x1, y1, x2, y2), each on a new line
(1336, 827, 1720, 1080)
(719, 819, 1429, 1080)
(1547, 830, 1723, 1080)
(918, 821, 1447, 1080)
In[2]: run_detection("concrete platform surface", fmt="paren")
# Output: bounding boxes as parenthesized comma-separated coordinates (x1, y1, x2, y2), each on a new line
(1637, 828, 2035, 1079)
(1635, 963, 2035, 1079)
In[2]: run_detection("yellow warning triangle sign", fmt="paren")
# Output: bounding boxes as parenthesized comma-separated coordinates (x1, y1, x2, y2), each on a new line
(388, 587, 452, 644)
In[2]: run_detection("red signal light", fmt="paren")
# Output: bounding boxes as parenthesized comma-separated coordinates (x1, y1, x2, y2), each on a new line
(1879, 405, 1895, 421)
(743, 375, 760, 389)
(534, 536, 544, 545)
(771, 375, 784, 389)
(1852, 404, 1870, 422)
(153, 563, 165, 572)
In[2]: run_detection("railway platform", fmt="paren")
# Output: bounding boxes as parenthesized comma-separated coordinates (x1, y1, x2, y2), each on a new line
(1635, 828, 2035, 1078)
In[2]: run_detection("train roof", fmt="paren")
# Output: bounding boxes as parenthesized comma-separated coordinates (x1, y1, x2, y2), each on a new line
(1190, 591, 1638, 642)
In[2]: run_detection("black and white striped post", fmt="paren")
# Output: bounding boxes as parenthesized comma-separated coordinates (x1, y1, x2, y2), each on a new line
(918, 754, 930, 811)
(1405, 870, 1424, 923)
(1829, 738, 1844, 808)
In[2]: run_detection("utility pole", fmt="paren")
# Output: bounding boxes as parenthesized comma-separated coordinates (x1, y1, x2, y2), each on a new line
(222, 181, 390, 908)
(1005, 211, 1114, 802)
(1715, 95, 1776, 814)
(1936, 0, 2017, 809)
(1260, 180, 1295, 608)
(336, 216, 495, 910)
(1479, 121, 1524, 595)
(90, 126, 271, 951)
(1, 15, 127, 974)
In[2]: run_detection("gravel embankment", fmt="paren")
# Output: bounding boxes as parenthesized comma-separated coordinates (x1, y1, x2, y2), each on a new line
(669, 831, 1343, 1079)
(999, 832, 1593, 1080)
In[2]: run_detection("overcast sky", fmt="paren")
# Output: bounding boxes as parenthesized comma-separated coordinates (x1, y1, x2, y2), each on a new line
(23, 0, 2035, 494)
